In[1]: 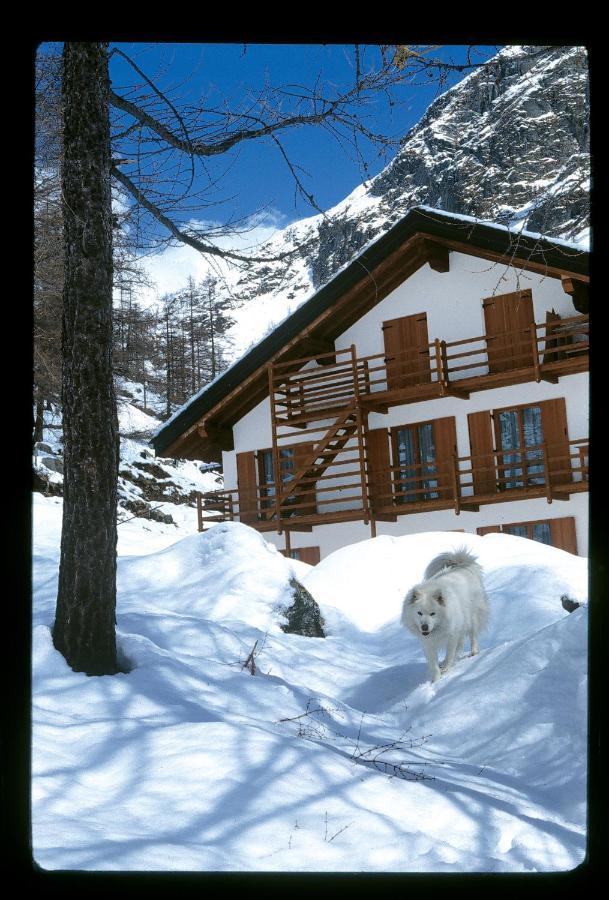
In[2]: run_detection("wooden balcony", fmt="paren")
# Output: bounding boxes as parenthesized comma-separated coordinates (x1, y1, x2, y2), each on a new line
(197, 437, 588, 532)
(197, 312, 588, 534)
(269, 313, 589, 423)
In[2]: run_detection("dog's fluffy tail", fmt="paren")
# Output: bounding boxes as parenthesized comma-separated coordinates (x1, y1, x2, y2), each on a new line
(424, 546, 480, 580)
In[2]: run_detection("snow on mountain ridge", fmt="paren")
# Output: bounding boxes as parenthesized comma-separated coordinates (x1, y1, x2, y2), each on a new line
(218, 45, 588, 359)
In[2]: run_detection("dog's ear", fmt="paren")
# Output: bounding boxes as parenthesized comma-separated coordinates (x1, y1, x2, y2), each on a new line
(434, 591, 445, 605)
(407, 589, 418, 604)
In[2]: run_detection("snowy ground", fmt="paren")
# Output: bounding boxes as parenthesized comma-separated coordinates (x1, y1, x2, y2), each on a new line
(32, 494, 588, 872)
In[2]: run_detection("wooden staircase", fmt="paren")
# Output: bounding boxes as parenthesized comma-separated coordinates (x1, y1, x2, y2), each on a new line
(268, 353, 370, 528)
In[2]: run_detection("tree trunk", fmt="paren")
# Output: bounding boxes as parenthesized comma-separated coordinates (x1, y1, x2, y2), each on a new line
(53, 42, 120, 676)
(33, 393, 45, 446)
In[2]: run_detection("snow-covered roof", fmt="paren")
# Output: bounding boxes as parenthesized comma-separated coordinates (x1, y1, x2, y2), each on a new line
(152, 205, 589, 456)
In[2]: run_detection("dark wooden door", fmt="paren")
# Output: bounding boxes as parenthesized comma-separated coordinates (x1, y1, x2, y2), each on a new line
(382, 313, 431, 390)
(367, 427, 393, 512)
(467, 411, 497, 496)
(550, 516, 577, 554)
(483, 290, 535, 373)
(540, 398, 571, 485)
(433, 417, 458, 500)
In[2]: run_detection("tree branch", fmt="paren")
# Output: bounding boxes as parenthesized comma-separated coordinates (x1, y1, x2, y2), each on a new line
(111, 163, 295, 264)
(109, 87, 344, 158)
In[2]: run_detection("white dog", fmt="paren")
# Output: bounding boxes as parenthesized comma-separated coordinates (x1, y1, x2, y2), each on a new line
(401, 548, 489, 683)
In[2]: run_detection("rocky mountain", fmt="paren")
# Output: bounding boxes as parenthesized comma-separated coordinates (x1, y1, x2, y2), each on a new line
(224, 44, 589, 347)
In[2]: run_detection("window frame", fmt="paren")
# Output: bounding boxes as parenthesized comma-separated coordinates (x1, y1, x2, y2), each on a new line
(492, 400, 546, 491)
(477, 516, 578, 554)
(390, 418, 440, 504)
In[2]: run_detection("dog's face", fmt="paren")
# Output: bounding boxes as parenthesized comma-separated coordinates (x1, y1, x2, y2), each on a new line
(406, 587, 445, 637)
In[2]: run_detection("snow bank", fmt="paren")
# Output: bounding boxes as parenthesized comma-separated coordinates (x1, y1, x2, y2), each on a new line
(301, 530, 587, 635)
(32, 508, 588, 872)
(117, 521, 297, 632)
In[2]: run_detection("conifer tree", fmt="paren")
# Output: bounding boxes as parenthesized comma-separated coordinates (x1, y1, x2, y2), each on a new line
(53, 43, 120, 675)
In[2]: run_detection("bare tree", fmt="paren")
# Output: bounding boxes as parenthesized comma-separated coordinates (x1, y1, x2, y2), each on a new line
(34, 53, 64, 434)
(34, 48, 149, 441)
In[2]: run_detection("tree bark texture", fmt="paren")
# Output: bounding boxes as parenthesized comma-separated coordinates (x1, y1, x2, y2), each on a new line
(53, 43, 120, 675)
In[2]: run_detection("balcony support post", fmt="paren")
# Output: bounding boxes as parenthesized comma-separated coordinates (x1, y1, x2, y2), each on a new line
(451, 453, 461, 516)
(196, 492, 203, 532)
(531, 326, 541, 383)
(351, 344, 370, 526)
(542, 443, 553, 504)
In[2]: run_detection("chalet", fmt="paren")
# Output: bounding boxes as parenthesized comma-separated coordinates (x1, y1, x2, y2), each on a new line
(152, 206, 589, 563)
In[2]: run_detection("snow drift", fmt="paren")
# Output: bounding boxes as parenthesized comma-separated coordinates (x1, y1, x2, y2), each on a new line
(32, 499, 588, 872)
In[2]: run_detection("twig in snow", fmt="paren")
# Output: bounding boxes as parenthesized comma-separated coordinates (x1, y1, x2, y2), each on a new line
(242, 640, 258, 675)
(324, 811, 354, 843)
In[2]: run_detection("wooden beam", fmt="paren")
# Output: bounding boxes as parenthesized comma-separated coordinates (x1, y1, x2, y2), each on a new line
(160, 427, 221, 462)
(561, 276, 589, 313)
(197, 422, 234, 451)
(299, 336, 336, 365)
(447, 387, 470, 400)
(430, 236, 589, 283)
(421, 238, 450, 272)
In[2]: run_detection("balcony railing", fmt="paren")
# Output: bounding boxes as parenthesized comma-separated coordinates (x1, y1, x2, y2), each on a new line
(197, 437, 588, 530)
(270, 314, 588, 423)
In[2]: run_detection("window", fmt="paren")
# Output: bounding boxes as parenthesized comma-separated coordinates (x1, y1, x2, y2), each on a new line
(280, 547, 321, 565)
(477, 516, 577, 554)
(392, 421, 439, 503)
(494, 404, 545, 490)
(504, 521, 552, 544)
(468, 398, 572, 498)
(257, 444, 317, 518)
(258, 447, 295, 508)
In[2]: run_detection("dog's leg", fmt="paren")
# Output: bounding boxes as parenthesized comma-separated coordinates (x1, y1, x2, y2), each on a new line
(469, 631, 479, 656)
(441, 635, 460, 674)
(422, 640, 441, 683)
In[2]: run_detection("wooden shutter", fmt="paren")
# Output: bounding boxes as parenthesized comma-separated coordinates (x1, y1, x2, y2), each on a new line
(550, 517, 578, 555)
(540, 398, 571, 486)
(291, 441, 316, 517)
(468, 411, 497, 496)
(544, 309, 567, 364)
(367, 427, 392, 512)
(477, 525, 501, 536)
(236, 451, 258, 524)
(432, 417, 457, 500)
(298, 547, 321, 566)
(382, 313, 431, 390)
(483, 290, 534, 373)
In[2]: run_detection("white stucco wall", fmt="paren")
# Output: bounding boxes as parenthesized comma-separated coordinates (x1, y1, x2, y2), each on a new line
(337, 251, 579, 362)
(219, 252, 588, 558)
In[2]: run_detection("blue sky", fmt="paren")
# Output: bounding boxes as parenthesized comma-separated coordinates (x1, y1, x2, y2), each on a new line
(108, 43, 501, 228)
